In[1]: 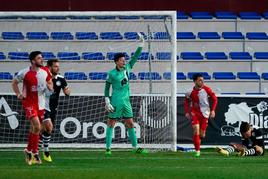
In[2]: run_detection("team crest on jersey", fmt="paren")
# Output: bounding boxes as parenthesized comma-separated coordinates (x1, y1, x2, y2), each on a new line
(56, 81, 61, 86)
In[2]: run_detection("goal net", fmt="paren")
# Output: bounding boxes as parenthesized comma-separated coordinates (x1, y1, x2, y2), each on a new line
(0, 11, 177, 151)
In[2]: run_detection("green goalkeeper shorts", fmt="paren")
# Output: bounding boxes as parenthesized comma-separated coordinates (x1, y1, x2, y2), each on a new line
(108, 99, 133, 119)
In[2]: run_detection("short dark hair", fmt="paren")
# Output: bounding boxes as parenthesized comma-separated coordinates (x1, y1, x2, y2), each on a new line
(192, 73, 203, 81)
(29, 51, 42, 62)
(47, 59, 59, 67)
(114, 53, 125, 62)
(240, 121, 251, 134)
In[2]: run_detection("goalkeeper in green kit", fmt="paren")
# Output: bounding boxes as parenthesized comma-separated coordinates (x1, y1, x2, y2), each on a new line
(104, 33, 148, 156)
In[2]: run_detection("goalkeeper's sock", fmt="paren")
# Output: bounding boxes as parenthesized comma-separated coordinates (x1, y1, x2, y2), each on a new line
(193, 134, 200, 151)
(226, 146, 235, 154)
(31, 133, 40, 154)
(42, 131, 51, 152)
(128, 128, 138, 148)
(105, 127, 114, 149)
(26, 132, 33, 152)
(244, 148, 256, 156)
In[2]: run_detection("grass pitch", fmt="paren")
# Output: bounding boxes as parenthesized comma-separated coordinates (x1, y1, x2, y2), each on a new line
(0, 149, 267, 179)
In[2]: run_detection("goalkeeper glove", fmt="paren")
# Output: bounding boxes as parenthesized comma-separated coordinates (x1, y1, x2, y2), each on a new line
(137, 32, 145, 48)
(105, 97, 114, 112)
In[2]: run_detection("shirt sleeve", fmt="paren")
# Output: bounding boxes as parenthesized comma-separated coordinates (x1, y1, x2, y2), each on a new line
(184, 92, 191, 114)
(42, 66, 52, 82)
(15, 69, 25, 82)
(205, 86, 218, 111)
(128, 46, 142, 69)
(253, 129, 264, 147)
(104, 73, 112, 97)
(61, 78, 68, 89)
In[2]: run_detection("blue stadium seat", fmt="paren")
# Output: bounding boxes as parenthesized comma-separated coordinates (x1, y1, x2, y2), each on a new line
(221, 92, 241, 95)
(191, 12, 213, 19)
(246, 32, 268, 40)
(124, 32, 139, 40)
(215, 12, 237, 19)
(205, 52, 227, 60)
(68, 16, 91, 20)
(254, 52, 268, 59)
(118, 16, 140, 20)
(237, 72, 260, 79)
(213, 72, 236, 80)
(82, 52, 105, 60)
(64, 72, 87, 80)
(51, 32, 74, 40)
(0, 52, 6, 60)
(142, 16, 165, 19)
(42, 52, 56, 60)
(198, 32, 221, 39)
(262, 73, 268, 80)
(263, 12, 268, 19)
(177, 12, 188, 19)
(239, 12, 262, 20)
(188, 72, 211, 80)
(177, 32, 196, 39)
(45, 16, 67, 20)
(129, 72, 137, 80)
(76, 32, 98, 40)
(138, 72, 161, 80)
(94, 16, 116, 20)
(163, 72, 187, 80)
(58, 52, 80, 60)
(8, 52, 29, 60)
(154, 32, 170, 40)
(222, 32, 244, 39)
(229, 52, 252, 60)
(2, 32, 24, 40)
(20, 16, 43, 20)
(100, 32, 123, 40)
(0, 16, 19, 19)
(0, 72, 13, 80)
(88, 72, 107, 80)
(107, 52, 130, 60)
(131, 52, 152, 60)
(181, 52, 203, 60)
(245, 93, 266, 95)
(26, 32, 49, 40)
(156, 52, 171, 60)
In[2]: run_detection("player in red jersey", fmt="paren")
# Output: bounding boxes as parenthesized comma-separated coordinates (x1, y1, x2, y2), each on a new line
(184, 73, 218, 157)
(12, 51, 53, 165)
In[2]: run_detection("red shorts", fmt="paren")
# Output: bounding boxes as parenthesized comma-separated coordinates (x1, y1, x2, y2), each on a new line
(191, 112, 208, 131)
(22, 101, 44, 122)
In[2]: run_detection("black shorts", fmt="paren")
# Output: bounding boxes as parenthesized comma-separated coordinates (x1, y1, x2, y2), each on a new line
(44, 109, 57, 124)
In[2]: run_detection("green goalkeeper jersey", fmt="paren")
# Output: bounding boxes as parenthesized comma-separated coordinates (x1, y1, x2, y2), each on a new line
(104, 47, 142, 102)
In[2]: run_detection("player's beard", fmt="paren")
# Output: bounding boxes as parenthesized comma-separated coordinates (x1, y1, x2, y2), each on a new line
(35, 63, 43, 68)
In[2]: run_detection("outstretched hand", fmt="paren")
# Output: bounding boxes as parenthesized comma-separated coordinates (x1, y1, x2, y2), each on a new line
(137, 32, 145, 47)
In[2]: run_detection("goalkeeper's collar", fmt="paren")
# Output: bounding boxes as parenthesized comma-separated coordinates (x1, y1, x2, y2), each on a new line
(116, 66, 126, 71)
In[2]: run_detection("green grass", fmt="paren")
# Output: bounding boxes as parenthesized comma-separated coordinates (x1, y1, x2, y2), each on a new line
(0, 149, 268, 179)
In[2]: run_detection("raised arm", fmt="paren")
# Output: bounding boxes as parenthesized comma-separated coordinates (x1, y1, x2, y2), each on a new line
(128, 33, 145, 69)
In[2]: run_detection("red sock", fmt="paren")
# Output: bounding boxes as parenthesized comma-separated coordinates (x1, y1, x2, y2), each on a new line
(26, 133, 33, 152)
(193, 134, 200, 151)
(31, 133, 40, 154)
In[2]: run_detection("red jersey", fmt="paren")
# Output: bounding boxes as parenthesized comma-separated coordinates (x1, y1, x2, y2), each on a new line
(184, 85, 218, 118)
(15, 66, 52, 110)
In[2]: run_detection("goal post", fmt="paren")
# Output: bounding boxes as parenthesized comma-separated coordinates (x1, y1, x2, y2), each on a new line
(0, 11, 177, 151)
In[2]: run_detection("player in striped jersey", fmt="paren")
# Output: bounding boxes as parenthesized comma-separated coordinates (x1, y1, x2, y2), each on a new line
(216, 121, 264, 157)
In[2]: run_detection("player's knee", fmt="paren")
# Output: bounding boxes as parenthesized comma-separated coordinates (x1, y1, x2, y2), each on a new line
(125, 122, 134, 129)
(254, 146, 264, 156)
(107, 119, 116, 128)
(33, 124, 41, 134)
